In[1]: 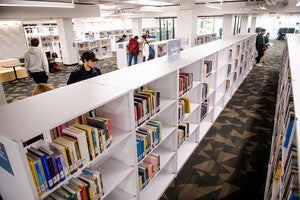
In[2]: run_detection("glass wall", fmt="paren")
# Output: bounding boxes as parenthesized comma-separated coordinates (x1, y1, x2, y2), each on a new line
(156, 17, 177, 41)
(256, 14, 300, 38)
(197, 16, 223, 38)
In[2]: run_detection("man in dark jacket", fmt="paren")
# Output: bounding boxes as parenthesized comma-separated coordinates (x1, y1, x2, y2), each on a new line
(255, 28, 266, 67)
(67, 50, 101, 85)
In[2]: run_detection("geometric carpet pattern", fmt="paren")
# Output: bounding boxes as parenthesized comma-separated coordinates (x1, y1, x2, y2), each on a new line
(161, 39, 283, 200)
(2, 54, 118, 103)
(2, 39, 284, 200)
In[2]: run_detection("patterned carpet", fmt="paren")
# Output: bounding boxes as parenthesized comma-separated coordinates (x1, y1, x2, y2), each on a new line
(161, 39, 283, 200)
(2, 54, 118, 103)
(1, 39, 284, 200)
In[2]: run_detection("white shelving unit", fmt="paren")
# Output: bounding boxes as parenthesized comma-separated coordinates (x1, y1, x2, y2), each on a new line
(24, 24, 63, 63)
(0, 34, 255, 200)
(75, 38, 112, 60)
(196, 33, 217, 46)
(264, 34, 300, 200)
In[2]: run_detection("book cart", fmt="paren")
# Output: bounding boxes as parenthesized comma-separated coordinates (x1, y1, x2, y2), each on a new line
(0, 34, 255, 200)
(264, 34, 300, 200)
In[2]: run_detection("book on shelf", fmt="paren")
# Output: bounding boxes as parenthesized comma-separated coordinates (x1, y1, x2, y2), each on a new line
(54, 136, 79, 174)
(202, 83, 209, 99)
(227, 64, 232, 77)
(37, 145, 61, 185)
(62, 126, 90, 166)
(27, 147, 54, 190)
(69, 177, 89, 200)
(82, 167, 104, 196)
(72, 123, 96, 161)
(179, 72, 193, 96)
(180, 97, 191, 113)
(26, 153, 48, 196)
(48, 142, 71, 177)
(86, 116, 112, 148)
(204, 61, 213, 77)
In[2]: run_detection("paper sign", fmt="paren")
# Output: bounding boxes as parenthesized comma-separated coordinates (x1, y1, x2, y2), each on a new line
(0, 143, 14, 176)
(168, 39, 181, 62)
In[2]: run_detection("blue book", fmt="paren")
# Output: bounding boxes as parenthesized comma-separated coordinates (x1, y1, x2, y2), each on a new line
(27, 147, 54, 190)
(284, 120, 294, 148)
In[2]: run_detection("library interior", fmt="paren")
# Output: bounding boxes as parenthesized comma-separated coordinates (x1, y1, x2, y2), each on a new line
(0, 0, 300, 200)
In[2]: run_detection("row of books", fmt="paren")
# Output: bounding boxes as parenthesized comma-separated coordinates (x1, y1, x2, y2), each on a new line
(178, 121, 190, 148)
(26, 116, 112, 196)
(134, 88, 161, 127)
(179, 72, 193, 96)
(204, 61, 213, 78)
(138, 153, 161, 191)
(202, 83, 210, 99)
(136, 120, 162, 162)
(178, 97, 191, 122)
(44, 168, 104, 200)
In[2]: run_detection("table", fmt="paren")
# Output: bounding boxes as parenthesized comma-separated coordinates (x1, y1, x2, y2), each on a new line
(2, 63, 25, 83)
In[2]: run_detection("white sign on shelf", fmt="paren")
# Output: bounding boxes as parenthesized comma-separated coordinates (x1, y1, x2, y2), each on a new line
(167, 39, 181, 62)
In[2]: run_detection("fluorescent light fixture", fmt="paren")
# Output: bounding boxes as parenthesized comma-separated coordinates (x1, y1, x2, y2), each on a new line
(139, 6, 164, 12)
(125, 0, 174, 6)
(0, 0, 75, 8)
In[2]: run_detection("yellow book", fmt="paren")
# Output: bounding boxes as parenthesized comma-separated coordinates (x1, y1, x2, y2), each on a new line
(26, 153, 42, 197)
(73, 123, 96, 160)
(180, 97, 191, 113)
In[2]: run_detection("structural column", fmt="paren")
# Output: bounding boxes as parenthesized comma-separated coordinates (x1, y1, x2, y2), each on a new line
(56, 18, 78, 65)
(222, 14, 234, 38)
(250, 15, 257, 34)
(177, 0, 197, 49)
(132, 18, 143, 38)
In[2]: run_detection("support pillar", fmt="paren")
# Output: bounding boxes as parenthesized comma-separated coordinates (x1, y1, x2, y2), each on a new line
(132, 18, 142, 38)
(177, 0, 197, 49)
(222, 14, 234, 38)
(56, 18, 78, 65)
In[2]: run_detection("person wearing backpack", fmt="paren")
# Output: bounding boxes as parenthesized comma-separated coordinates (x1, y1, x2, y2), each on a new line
(141, 35, 154, 62)
(128, 36, 139, 66)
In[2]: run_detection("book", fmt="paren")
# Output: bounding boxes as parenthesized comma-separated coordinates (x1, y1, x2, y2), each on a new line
(54, 136, 78, 173)
(72, 123, 96, 161)
(48, 142, 70, 177)
(180, 97, 191, 113)
(69, 178, 89, 200)
(61, 184, 78, 200)
(37, 145, 61, 185)
(86, 116, 112, 148)
(27, 147, 54, 190)
(82, 167, 104, 196)
(26, 153, 47, 196)
(63, 126, 90, 165)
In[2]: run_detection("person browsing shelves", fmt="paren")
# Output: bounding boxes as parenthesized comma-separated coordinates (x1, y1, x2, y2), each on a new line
(141, 35, 154, 62)
(67, 50, 101, 85)
(25, 38, 49, 84)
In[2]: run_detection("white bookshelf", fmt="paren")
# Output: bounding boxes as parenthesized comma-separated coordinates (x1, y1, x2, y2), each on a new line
(0, 34, 255, 200)
(75, 38, 112, 60)
(196, 33, 217, 46)
(264, 34, 300, 200)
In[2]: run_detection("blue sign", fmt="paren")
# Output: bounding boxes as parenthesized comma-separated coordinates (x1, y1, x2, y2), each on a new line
(118, 43, 124, 49)
(167, 39, 181, 62)
(0, 143, 14, 176)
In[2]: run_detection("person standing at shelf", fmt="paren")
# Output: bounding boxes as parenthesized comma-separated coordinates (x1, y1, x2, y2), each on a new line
(67, 50, 101, 85)
(128, 36, 139, 66)
(255, 28, 266, 67)
(262, 32, 270, 65)
(25, 38, 49, 84)
(116, 34, 127, 43)
(141, 35, 154, 62)
(145, 30, 151, 38)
